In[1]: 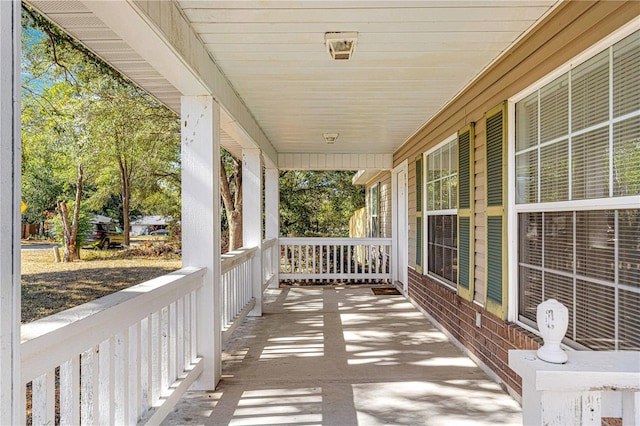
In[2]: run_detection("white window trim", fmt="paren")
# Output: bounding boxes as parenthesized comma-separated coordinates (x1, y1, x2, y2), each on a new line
(507, 21, 640, 326)
(392, 160, 408, 287)
(369, 183, 379, 238)
(514, 196, 640, 213)
(422, 133, 458, 290)
(507, 99, 518, 321)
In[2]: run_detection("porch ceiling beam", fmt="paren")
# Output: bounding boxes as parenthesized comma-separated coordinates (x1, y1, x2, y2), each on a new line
(278, 152, 392, 171)
(80, 0, 277, 166)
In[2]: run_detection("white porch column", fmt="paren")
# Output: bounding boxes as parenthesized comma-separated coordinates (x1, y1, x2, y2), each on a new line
(242, 149, 263, 316)
(181, 96, 221, 389)
(265, 167, 280, 289)
(0, 1, 21, 423)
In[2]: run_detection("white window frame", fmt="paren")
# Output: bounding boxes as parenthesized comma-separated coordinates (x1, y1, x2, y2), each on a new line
(422, 134, 458, 290)
(507, 21, 640, 342)
(369, 183, 380, 238)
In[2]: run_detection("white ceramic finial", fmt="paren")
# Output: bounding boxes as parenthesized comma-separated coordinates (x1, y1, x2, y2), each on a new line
(536, 299, 569, 364)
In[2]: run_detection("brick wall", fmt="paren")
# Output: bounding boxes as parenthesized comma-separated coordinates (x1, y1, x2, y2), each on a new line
(407, 268, 542, 396)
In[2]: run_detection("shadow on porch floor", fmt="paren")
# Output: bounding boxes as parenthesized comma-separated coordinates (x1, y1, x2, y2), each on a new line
(162, 286, 522, 425)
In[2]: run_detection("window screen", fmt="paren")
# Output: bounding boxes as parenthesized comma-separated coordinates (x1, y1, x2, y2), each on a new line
(515, 31, 640, 351)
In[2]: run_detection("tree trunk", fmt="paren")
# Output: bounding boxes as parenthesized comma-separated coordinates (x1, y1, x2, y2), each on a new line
(119, 158, 131, 246)
(220, 154, 243, 251)
(122, 185, 130, 246)
(56, 165, 84, 262)
(71, 165, 83, 260)
(56, 201, 75, 262)
(228, 210, 243, 251)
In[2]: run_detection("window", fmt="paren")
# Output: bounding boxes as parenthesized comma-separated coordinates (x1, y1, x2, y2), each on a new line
(514, 30, 639, 350)
(369, 184, 380, 238)
(425, 137, 458, 287)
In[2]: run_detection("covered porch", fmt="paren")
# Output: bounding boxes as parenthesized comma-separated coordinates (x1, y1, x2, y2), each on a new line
(163, 285, 522, 425)
(2, 1, 639, 425)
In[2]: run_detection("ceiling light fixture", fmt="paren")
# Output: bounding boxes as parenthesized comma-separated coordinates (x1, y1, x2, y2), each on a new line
(323, 133, 339, 144)
(325, 32, 358, 61)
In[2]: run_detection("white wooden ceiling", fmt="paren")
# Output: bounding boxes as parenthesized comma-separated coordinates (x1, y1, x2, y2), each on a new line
(26, 0, 558, 158)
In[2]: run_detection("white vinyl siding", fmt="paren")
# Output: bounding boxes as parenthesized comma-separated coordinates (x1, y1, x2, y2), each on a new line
(514, 30, 640, 351)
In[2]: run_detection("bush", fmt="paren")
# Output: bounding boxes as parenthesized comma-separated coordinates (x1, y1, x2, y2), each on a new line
(121, 242, 181, 258)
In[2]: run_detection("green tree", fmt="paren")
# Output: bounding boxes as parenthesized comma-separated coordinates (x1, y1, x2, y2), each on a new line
(22, 9, 100, 260)
(279, 171, 364, 237)
(84, 81, 180, 246)
(21, 6, 181, 255)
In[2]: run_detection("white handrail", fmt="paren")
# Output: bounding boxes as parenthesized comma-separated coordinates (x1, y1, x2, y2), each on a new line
(221, 247, 257, 273)
(262, 238, 276, 250)
(281, 237, 391, 245)
(21, 267, 205, 425)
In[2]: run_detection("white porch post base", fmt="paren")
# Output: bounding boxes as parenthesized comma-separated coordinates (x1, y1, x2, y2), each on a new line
(181, 96, 221, 389)
(243, 149, 263, 316)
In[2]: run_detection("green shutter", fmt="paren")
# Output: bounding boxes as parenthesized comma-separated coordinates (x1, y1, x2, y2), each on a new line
(486, 216, 503, 304)
(415, 155, 424, 273)
(458, 130, 471, 210)
(486, 111, 504, 207)
(485, 102, 508, 319)
(416, 156, 423, 213)
(457, 124, 475, 301)
(416, 216, 423, 272)
(458, 216, 470, 290)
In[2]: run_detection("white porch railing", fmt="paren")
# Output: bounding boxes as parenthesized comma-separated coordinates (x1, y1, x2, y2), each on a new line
(221, 247, 257, 344)
(279, 237, 392, 283)
(262, 238, 278, 289)
(21, 267, 205, 426)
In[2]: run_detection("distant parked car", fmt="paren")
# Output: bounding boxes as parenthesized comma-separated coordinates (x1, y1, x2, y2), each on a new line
(150, 229, 169, 236)
(86, 223, 125, 249)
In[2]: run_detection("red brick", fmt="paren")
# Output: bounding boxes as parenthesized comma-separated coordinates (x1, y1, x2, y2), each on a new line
(496, 347, 509, 364)
(480, 326, 492, 339)
(406, 270, 529, 398)
(501, 339, 514, 351)
(508, 378, 522, 396)
(507, 367, 520, 381)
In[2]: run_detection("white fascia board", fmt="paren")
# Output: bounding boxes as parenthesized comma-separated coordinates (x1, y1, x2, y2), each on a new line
(352, 169, 387, 186)
(83, 2, 206, 95)
(82, 1, 277, 166)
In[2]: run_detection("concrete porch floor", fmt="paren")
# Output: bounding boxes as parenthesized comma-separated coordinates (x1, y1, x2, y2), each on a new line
(163, 286, 522, 425)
